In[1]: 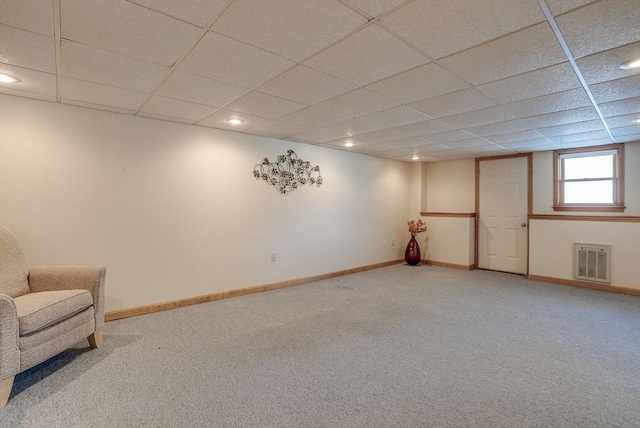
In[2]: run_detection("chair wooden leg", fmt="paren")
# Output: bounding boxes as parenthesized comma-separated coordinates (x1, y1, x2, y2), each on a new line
(88, 329, 103, 349)
(0, 376, 14, 409)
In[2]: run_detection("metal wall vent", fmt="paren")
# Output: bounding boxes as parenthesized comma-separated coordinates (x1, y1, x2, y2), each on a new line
(574, 243, 611, 283)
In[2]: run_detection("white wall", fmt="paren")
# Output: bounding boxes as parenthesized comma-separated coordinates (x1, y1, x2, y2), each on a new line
(0, 95, 411, 311)
(425, 159, 475, 213)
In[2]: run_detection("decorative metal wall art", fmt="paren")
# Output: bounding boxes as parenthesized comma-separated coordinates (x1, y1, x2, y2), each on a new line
(253, 150, 323, 194)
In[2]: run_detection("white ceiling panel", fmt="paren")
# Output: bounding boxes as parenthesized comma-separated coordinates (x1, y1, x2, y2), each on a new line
(139, 95, 218, 122)
(598, 97, 640, 117)
(441, 138, 494, 149)
(61, 41, 170, 92)
(549, 131, 611, 144)
(391, 120, 457, 137)
(155, 70, 246, 108)
(0, 0, 54, 36)
(225, 92, 306, 120)
(343, 129, 410, 144)
(614, 134, 640, 143)
(211, 0, 367, 62)
(128, 0, 228, 28)
(502, 88, 591, 118)
(440, 22, 566, 86)
(344, 0, 408, 18)
(290, 119, 382, 143)
(413, 143, 460, 154)
(380, 0, 544, 59)
(477, 62, 581, 104)
(61, 0, 202, 66)
(280, 107, 349, 128)
(464, 119, 533, 138)
(386, 137, 432, 148)
(358, 106, 430, 128)
(198, 109, 269, 131)
(556, 138, 613, 148)
(62, 99, 137, 115)
(348, 142, 400, 153)
(0, 24, 55, 73)
(315, 89, 399, 118)
(485, 130, 547, 144)
(0, 63, 56, 98)
(257, 65, 356, 105)
(423, 130, 476, 144)
(408, 89, 496, 119)
(522, 106, 600, 129)
(365, 63, 468, 104)
(246, 121, 313, 139)
(536, 119, 605, 137)
(179, 32, 295, 88)
(441, 106, 516, 129)
(603, 113, 640, 129)
(589, 75, 640, 104)
(303, 25, 428, 86)
(576, 41, 640, 85)
(500, 139, 555, 149)
(545, 0, 598, 16)
(556, 0, 640, 58)
(61, 77, 148, 111)
(610, 125, 640, 137)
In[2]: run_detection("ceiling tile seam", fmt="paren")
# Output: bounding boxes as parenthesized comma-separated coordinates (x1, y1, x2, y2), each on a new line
(121, 0, 233, 30)
(537, 0, 615, 142)
(0, 22, 56, 38)
(53, 0, 62, 103)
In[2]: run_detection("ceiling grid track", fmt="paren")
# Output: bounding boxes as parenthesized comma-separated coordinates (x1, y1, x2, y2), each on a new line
(53, 0, 62, 103)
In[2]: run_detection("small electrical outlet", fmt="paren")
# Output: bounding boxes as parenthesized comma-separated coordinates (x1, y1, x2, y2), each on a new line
(271, 252, 276, 262)
(391, 239, 395, 246)
(382, 240, 386, 247)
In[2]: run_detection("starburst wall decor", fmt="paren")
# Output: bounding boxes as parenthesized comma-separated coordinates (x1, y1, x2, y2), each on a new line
(253, 150, 323, 194)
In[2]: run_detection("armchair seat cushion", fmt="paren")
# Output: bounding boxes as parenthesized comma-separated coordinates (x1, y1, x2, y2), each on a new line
(14, 290, 94, 336)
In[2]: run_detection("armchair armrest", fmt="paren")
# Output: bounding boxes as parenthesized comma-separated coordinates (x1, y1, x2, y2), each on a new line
(28, 267, 106, 330)
(0, 294, 20, 381)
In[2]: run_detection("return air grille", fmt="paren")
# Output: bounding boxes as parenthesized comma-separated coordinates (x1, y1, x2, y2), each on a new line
(574, 243, 611, 283)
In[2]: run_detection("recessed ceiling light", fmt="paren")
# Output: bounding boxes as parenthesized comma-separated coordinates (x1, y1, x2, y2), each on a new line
(0, 73, 21, 83)
(226, 118, 244, 125)
(620, 58, 640, 69)
(633, 118, 640, 123)
(343, 141, 355, 148)
(411, 155, 420, 161)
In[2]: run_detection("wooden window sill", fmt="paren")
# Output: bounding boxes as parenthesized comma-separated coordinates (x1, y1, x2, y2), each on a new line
(552, 206, 626, 213)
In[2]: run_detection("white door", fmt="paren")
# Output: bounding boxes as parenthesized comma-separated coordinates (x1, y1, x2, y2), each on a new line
(479, 157, 528, 274)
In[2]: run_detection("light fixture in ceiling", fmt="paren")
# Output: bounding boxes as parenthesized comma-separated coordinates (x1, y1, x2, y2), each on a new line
(343, 141, 355, 148)
(0, 73, 21, 83)
(226, 118, 244, 125)
(411, 155, 420, 161)
(619, 58, 640, 70)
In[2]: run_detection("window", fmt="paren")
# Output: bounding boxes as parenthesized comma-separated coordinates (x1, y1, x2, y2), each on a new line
(553, 144, 625, 212)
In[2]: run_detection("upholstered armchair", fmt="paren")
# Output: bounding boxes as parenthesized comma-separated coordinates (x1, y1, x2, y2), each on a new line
(0, 226, 105, 408)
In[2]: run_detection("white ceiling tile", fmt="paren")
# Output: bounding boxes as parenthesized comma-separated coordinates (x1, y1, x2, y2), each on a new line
(386, 137, 432, 148)
(522, 106, 600, 128)
(440, 106, 516, 128)
(500, 139, 555, 149)
(257, 65, 356, 105)
(365, 63, 468, 104)
(610, 125, 640, 138)
(61, 77, 148, 111)
(477, 62, 581, 104)
(349, 142, 401, 153)
(589, 75, 640, 104)
(555, 138, 613, 148)
(342, 129, 410, 144)
(440, 23, 566, 86)
(502, 88, 591, 118)
(137, 112, 194, 124)
(536, 119, 605, 137)
(556, 0, 640, 58)
(155, 70, 246, 107)
(344, 0, 408, 18)
(225, 92, 306, 119)
(179, 32, 295, 88)
(603, 113, 640, 129)
(315, 89, 400, 118)
(423, 150, 472, 160)
(510, 143, 559, 152)
(211, 0, 367, 62)
(412, 143, 456, 154)
(303, 24, 428, 86)
(374, 147, 417, 158)
(61, 0, 202, 66)
(280, 107, 349, 128)
(441, 138, 494, 149)
(62, 99, 137, 115)
(0, 0, 54, 36)
(485, 130, 547, 144)
(139, 95, 218, 121)
(290, 119, 382, 143)
(358, 106, 430, 128)
(197, 109, 270, 131)
(61, 41, 170, 92)
(548, 131, 611, 144)
(464, 119, 533, 137)
(423, 130, 476, 144)
(246, 121, 313, 139)
(0, 63, 56, 97)
(461, 145, 514, 154)
(576, 41, 640, 85)
(0, 24, 55, 73)
(409, 89, 496, 118)
(614, 134, 640, 143)
(391, 120, 457, 136)
(380, 0, 545, 59)
(599, 97, 640, 117)
(545, 0, 598, 16)
(128, 0, 228, 27)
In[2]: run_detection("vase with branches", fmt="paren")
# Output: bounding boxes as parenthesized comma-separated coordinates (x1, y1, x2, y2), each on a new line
(405, 219, 427, 265)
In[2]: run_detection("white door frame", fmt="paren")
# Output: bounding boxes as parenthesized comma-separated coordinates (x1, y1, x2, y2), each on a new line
(474, 153, 532, 273)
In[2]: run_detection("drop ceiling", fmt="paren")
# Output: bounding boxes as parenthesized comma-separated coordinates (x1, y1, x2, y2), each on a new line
(0, 0, 638, 162)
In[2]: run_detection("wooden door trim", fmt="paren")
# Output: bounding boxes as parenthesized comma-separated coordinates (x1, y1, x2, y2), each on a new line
(475, 153, 532, 271)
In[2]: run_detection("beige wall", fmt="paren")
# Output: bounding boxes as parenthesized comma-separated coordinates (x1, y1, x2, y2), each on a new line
(0, 95, 411, 311)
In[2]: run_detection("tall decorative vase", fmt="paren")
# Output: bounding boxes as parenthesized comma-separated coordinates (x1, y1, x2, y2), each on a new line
(404, 235, 421, 265)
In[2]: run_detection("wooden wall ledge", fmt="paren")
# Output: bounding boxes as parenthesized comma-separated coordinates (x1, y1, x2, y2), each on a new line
(420, 212, 476, 218)
(529, 214, 640, 223)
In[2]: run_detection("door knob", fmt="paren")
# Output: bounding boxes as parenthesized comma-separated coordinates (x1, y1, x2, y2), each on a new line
(521, 223, 527, 227)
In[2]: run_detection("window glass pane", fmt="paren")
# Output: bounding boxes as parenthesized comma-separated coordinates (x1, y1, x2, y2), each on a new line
(564, 180, 613, 203)
(564, 154, 613, 179)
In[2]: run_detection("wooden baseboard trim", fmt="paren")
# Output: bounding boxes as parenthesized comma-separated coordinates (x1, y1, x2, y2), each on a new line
(528, 274, 640, 296)
(105, 259, 403, 321)
(422, 260, 475, 270)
